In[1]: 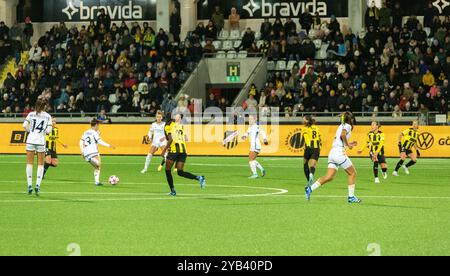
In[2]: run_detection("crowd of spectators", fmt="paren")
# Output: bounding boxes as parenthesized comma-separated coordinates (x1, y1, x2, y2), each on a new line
(236, 1, 450, 117)
(2, 1, 450, 119)
(0, 7, 199, 117)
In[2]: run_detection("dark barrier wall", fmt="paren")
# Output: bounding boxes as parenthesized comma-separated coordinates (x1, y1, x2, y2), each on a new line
(198, 0, 348, 19)
(198, 0, 450, 20)
(15, 0, 450, 23)
(18, 0, 157, 22)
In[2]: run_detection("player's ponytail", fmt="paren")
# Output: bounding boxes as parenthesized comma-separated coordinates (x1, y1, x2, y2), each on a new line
(341, 112, 354, 127)
(91, 118, 100, 127)
(35, 98, 47, 114)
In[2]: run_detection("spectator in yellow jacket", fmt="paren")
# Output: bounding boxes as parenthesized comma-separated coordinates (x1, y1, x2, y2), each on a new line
(422, 69, 435, 89)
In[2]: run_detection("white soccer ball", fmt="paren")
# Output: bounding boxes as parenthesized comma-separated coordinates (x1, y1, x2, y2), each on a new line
(109, 175, 120, 185)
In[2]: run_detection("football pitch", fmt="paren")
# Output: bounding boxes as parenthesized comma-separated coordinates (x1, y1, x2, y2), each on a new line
(0, 155, 450, 256)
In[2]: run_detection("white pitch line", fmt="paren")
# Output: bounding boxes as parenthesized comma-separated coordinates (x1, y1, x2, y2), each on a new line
(0, 181, 288, 191)
(0, 182, 289, 203)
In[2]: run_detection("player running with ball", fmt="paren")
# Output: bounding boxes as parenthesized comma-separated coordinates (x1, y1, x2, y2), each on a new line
(141, 111, 167, 173)
(80, 119, 116, 186)
(242, 115, 269, 179)
(161, 114, 205, 196)
(305, 112, 362, 204)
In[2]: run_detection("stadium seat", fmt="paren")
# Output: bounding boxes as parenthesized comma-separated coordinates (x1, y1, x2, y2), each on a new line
(219, 30, 229, 40)
(241, 30, 246, 39)
(201, 41, 206, 48)
(286, 60, 297, 71)
(222, 40, 233, 51)
(233, 40, 241, 48)
(238, 51, 248, 58)
(213, 40, 222, 50)
(230, 30, 240, 40)
(216, 51, 226, 58)
(276, 60, 287, 71)
(227, 50, 237, 59)
(267, 61, 276, 71)
(308, 29, 316, 39)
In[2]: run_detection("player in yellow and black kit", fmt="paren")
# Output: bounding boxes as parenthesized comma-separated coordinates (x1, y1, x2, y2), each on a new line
(357, 122, 388, 183)
(393, 121, 420, 176)
(43, 117, 68, 178)
(161, 113, 206, 196)
(300, 115, 321, 186)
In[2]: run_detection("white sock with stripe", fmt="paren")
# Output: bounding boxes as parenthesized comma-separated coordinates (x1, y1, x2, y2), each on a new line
(26, 164, 33, 188)
(94, 169, 100, 184)
(249, 161, 257, 175)
(36, 165, 44, 188)
(255, 161, 264, 172)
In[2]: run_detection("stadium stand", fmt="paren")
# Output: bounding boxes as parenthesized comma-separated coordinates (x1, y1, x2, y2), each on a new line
(0, 1, 449, 120)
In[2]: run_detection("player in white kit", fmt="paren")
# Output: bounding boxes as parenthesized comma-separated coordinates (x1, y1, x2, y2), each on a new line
(242, 115, 269, 179)
(305, 112, 361, 203)
(23, 98, 53, 196)
(141, 111, 167, 173)
(79, 118, 115, 186)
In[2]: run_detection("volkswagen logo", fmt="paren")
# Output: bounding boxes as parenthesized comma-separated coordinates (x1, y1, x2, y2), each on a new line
(417, 132, 434, 150)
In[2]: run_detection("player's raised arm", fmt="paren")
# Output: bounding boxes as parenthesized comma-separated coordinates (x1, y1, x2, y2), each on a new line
(96, 132, 115, 149)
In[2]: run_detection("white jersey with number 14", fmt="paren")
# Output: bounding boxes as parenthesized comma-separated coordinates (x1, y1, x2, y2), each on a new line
(24, 111, 52, 146)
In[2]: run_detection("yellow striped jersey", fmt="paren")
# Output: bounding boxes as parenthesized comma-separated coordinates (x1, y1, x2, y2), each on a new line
(45, 127, 60, 152)
(165, 122, 187, 154)
(301, 125, 321, 149)
(401, 128, 419, 150)
(365, 131, 385, 154)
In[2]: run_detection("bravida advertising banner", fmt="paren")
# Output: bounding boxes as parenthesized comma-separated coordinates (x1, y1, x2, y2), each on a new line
(31, 0, 156, 22)
(1, 124, 450, 158)
(197, 0, 349, 20)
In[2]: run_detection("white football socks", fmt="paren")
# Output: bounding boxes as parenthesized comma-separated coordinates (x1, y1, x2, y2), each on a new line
(94, 169, 100, 184)
(144, 154, 152, 171)
(26, 164, 33, 188)
(249, 161, 257, 175)
(311, 181, 321, 192)
(255, 161, 264, 172)
(348, 184, 356, 197)
(36, 165, 44, 188)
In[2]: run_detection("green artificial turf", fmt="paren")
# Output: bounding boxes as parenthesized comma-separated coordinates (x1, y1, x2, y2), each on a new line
(0, 155, 449, 256)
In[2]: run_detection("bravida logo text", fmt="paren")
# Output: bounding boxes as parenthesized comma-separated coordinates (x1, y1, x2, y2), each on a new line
(243, 0, 328, 18)
(62, 0, 143, 21)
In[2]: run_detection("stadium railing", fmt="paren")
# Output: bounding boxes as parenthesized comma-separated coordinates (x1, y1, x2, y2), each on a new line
(0, 111, 446, 125)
